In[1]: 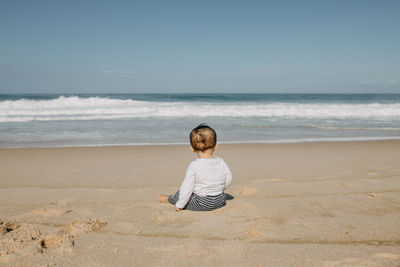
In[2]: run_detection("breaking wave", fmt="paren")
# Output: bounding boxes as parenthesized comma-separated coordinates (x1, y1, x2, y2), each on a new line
(1, 95, 400, 122)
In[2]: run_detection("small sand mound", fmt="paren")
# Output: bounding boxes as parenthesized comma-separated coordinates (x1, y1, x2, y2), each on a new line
(367, 192, 379, 199)
(244, 229, 262, 238)
(63, 218, 107, 238)
(239, 186, 260, 196)
(373, 252, 400, 260)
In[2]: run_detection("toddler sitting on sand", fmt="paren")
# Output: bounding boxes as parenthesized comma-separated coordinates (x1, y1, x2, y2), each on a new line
(158, 124, 232, 211)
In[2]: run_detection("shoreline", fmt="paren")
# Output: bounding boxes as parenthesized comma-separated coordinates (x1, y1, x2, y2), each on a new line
(2, 136, 400, 150)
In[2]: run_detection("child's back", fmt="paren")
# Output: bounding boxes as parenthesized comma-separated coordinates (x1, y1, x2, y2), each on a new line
(186, 157, 232, 196)
(158, 124, 232, 211)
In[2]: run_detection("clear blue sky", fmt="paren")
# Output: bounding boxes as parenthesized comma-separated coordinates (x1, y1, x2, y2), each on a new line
(1, 0, 399, 93)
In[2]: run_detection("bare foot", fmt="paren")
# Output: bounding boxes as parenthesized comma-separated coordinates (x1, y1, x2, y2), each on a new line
(158, 194, 169, 203)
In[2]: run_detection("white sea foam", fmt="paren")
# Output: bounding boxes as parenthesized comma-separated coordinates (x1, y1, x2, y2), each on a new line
(1, 96, 400, 122)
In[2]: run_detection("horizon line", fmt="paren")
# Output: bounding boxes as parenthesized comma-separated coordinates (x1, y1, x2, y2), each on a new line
(1, 92, 400, 95)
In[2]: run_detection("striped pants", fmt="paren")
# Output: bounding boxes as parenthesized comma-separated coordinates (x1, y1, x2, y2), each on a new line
(168, 191, 226, 211)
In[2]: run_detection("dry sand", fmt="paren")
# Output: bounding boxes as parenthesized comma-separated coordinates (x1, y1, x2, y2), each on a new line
(0, 141, 399, 266)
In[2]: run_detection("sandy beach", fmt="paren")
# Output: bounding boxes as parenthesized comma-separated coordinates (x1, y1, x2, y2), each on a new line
(1, 141, 399, 266)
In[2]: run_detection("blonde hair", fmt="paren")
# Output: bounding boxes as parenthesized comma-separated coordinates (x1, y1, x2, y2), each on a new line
(190, 124, 217, 152)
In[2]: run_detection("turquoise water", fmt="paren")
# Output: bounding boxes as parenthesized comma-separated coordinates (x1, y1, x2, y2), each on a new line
(1, 94, 400, 148)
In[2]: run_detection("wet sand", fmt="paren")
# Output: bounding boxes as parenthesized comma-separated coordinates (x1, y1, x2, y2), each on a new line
(1, 141, 400, 266)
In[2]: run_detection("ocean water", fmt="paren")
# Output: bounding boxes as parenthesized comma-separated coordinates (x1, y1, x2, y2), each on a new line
(0, 93, 400, 148)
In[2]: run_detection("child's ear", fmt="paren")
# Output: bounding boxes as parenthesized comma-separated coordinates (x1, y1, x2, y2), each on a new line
(190, 146, 195, 152)
(214, 144, 218, 151)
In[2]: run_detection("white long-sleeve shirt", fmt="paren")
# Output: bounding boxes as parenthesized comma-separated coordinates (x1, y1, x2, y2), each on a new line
(176, 156, 232, 209)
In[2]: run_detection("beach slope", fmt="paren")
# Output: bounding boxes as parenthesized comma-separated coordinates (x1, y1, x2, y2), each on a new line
(1, 141, 400, 266)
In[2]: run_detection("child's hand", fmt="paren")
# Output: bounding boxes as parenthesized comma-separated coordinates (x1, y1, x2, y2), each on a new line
(175, 206, 182, 212)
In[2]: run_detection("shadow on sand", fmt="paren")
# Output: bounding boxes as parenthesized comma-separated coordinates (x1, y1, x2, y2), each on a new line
(225, 193, 234, 200)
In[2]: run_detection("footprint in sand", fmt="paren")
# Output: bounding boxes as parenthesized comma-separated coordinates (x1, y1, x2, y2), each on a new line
(239, 186, 260, 196)
(32, 207, 72, 217)
(63, 218, 107, 238)
(244, 229, 263, 238)
(0, 222, 44, 260)
(0, 221, 20, 235)
(39, 218, 107, 253)
(0, 218, 107, 261)
(39, 234, 74, 253)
